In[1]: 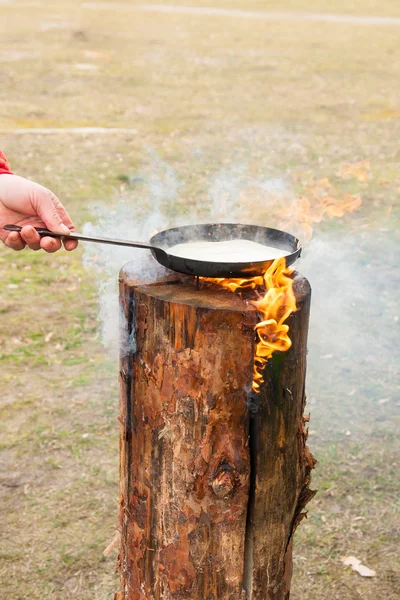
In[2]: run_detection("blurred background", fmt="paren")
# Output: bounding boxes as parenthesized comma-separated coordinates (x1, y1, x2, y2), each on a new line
(0, 1, 399, 599)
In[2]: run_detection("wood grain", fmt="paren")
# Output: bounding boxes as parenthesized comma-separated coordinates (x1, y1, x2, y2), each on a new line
(117, 271, 315, 600)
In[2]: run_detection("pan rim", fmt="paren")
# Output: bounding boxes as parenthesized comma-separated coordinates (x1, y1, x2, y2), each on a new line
(152, 222, 300, 250)
(150, 223, 302, 277)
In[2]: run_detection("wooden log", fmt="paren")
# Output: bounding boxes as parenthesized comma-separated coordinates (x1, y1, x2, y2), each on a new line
(243, 274, 316, 600)
(117, 270, 315, 600)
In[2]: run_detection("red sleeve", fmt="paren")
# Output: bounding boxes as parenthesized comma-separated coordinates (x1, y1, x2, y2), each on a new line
(0, 150, 13, 174)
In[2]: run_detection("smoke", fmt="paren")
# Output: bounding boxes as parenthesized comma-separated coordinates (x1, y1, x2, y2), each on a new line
(300, 229, 399, 438)
(82, 159, 295, 356)
(208, 165, 294, 228)
(82, 155, 184, 357)
(82, 156, 399, 439)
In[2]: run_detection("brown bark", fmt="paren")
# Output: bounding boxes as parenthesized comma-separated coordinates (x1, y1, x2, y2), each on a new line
(117, 271, 315, 600)
(242, 274, 316, 600)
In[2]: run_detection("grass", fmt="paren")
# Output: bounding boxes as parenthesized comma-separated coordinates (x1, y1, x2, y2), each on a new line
(0, 1, 399, 599)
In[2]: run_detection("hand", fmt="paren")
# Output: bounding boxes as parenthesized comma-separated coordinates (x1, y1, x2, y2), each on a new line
(0, 174, 78, 252)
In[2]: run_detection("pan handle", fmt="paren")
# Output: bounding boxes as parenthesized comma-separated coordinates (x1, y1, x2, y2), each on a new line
(3, 225, 169, 258)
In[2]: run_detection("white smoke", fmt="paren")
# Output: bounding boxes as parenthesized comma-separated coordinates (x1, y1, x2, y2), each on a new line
(82, 157, 399, 438)
(82, 159, 297, 356)
(300, 228, 399, 437)
(82, 155, 183, 356)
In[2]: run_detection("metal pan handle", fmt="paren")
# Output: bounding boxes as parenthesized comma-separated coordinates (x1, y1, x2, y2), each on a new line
(3, 225, 168, 258)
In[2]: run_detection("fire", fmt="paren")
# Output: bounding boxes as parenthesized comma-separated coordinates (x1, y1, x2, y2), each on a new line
(252, 258, 296, 391)
(203, 258, 296, 392)
(204, 167, 364, 392)
(236, 175, 363, 243)
(337, 160, 370, 183)
(280, 180, 362, 241)
(205, 276, 263, 293)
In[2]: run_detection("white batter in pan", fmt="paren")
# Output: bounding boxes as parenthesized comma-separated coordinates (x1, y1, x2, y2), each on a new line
(167, 239, 288, 263)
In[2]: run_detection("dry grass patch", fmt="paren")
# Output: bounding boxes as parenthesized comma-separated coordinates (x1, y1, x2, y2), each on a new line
(0, 1, 399, 598)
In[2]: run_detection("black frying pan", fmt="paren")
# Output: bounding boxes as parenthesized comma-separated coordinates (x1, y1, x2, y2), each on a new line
(4, 223, 301, 278)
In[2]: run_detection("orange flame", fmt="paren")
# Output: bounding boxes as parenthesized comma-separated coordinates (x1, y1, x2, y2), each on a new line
(252, 258, 296, 391)
(280, 180, 362, 241)
(337, 160, 370, 183)
(204, 168, 364, 392)
(236, 175, 363, 243)
(203, 258, 296, 392)
(205, 276, 263, 293)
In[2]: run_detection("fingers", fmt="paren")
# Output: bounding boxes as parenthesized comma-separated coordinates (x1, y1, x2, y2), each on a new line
(32, 188, 71, 235)
(29, 185, 79, 252)
(52, 198, 76, 232)
(52, 199, 79, 252)
(4, 228, 63, 253)
(4, 231, 26, 251)
(5, 225, 77, 253)
(19, 226, 63, 253)
(33, 189, 79, 252)
(0, 174, 78, 253)
(63, 238, 79, 252)
(20, 225, 42, 250)
(40, 236, 62, 253)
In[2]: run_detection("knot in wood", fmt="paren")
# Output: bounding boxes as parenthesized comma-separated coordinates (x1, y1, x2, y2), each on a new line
(211, 468, 236, 499)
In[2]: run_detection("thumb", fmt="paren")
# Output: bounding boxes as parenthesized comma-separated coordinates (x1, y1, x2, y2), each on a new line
(32, 186, 71, 235)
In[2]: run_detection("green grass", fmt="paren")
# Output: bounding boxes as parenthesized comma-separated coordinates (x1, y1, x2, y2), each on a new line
(0, 1, 399, 599)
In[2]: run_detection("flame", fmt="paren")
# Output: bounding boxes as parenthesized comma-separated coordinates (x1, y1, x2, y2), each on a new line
(279, 180, 362, 241)
(202, 258, 296, 392)
(252, 258, 296, 391)
(337, 160, 370, 183)
(206, 276, 263, 293)
(235, 176, 362, 243)
(203, 168, 364, 391)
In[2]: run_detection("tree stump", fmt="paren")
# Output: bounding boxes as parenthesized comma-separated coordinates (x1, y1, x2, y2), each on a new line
(116, 269, 315, 600)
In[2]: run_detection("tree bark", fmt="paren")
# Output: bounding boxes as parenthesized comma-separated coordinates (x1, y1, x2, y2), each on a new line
(117, 271, 315, 600)
(242, 274, 316, 600)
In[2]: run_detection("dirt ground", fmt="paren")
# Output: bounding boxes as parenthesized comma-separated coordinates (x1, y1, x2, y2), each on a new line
(1, 1, 399, 599)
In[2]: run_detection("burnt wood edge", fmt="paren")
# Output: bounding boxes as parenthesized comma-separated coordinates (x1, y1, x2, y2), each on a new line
(242, 273, 316, 599)
(117, 278, 136, 591)
(242, 391, 258, 597)
(285, 275, 317, 549)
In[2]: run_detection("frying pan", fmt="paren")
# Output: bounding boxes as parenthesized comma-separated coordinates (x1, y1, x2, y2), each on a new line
(4, 223, 301, 278)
